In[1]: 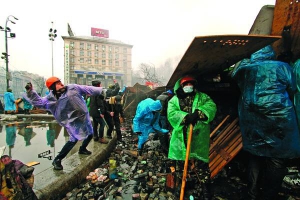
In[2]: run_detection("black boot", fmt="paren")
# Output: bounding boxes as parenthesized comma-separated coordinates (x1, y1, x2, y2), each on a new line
(52, 159, 63, 170)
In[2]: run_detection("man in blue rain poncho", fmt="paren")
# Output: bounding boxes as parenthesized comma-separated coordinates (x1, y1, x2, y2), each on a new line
(231, 45, 300, 200)
(23, 77, 103, 170)
(167, 76, 216, 200)
(133, 98, 169, 155)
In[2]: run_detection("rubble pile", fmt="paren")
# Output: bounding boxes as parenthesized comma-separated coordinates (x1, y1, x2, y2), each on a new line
(62, 120, 300, 200)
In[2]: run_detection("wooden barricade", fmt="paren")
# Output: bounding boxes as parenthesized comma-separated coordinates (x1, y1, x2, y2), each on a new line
(209, 116, 243, 178)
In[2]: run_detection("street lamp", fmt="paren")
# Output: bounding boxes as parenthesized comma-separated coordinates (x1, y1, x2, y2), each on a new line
(49, 22, 57, 76)
(0, 15, 18, 90)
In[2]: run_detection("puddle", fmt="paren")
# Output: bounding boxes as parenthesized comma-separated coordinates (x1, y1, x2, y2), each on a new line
(0, 120, 71, 175)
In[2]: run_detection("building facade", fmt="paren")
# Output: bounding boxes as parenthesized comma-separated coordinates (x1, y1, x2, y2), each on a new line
(0, 66, 46, 101)
(62, 36, 133, 88)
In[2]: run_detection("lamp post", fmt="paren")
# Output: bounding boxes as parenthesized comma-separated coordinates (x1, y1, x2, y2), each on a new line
(49, 22, 57, 76)
(0, 15, 18, 90)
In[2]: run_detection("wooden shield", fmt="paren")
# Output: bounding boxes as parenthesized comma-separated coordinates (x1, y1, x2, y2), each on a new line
(271, 0, 300, 62)
(166, 34, 281, 88)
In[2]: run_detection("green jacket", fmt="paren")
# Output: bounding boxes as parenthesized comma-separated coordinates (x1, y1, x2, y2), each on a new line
(167, 80, 217, 162)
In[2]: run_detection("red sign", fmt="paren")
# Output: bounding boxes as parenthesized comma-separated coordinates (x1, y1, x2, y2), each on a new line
(91, 28, 109, 38)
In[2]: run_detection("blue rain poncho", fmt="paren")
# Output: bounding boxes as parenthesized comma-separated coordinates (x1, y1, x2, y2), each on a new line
(167, 79, 217, 162)
(232, 45, 300, 159)
(133, 98, 169, 149)
(293, 59, 300, 127)
(23, 84, 102, 142)
(4, 91, 16, 112)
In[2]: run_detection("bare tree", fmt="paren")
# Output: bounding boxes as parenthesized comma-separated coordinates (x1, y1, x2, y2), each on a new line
(31, 77, 47, 95)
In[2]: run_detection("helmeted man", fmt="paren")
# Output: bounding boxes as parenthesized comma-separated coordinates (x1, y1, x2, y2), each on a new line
(167, 76, 217, 200)
(23, 77, 103, 170)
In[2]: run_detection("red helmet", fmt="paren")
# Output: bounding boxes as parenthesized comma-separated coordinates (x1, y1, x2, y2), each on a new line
(45, 76, 60, 89)
(180, 76, 196, 85)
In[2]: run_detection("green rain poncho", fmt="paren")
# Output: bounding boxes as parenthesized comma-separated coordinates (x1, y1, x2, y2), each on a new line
(167, 78, 217, 162)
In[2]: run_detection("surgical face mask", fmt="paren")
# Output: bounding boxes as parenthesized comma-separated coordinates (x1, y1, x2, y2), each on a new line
(183, 85, 194, 93)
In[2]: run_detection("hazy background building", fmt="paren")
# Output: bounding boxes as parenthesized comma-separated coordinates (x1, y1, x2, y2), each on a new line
(62, 27, 133, 88)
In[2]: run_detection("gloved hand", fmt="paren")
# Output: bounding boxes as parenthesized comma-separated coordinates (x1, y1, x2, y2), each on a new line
(135, 132, 142, 136)
(185, 112, 199, 125)
(25, 82, 33, 92)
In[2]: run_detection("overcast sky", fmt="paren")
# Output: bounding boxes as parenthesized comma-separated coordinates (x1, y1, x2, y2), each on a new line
(0, 0, 275, 80)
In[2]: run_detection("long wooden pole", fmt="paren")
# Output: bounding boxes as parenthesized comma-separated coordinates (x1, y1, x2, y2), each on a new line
(180, 124, 193, 200)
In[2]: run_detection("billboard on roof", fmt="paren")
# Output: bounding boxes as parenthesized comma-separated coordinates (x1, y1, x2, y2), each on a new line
(91, 28, 109, 38)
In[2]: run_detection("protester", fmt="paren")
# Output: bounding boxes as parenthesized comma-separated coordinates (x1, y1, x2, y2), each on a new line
(282, 58, 300, 189)
(167, 75, 217, 199)
(23, 76, 103, 170)
(156, 89, 173, 129)
(4, 88, 16, 114)
(109, 94, 125, 141)
(23, 85, 33, 115)
(133, 98, 169, 155)
(104, 80, 120, 139)
(231, 45, 300, 200)
(0, 155, 37, 199)
(89, 80, 108, 144)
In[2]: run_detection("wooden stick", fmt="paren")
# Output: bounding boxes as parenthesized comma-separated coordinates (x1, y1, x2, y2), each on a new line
(210, 115, 230, 138)
(180, 124, 193, 200)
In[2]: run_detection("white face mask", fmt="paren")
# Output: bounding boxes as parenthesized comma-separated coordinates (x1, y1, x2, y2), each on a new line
(183, 85, 194, 93)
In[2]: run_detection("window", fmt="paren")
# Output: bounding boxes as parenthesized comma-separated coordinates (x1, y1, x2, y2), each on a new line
(80, 50, 84, 57)
(123, 61, 127, 67)
(95, 44, 98, 51)
(115, 54, 119, 60)
(109, 53, 113, 59)
(70, 58, 75, 63)
(95, 52, 98, 58)
(115, 47, 119, 53)
(109, 60, 112, 66)
(102, 60, 106, 65)
(80, 58, 84, 63)
(115, 61, 119, 66)
(70, 42, 75, 48)
(95, 59, 99, 64)
(102, 45, 106, 51)
(70, 65, 74, 70)
(80, 43, 84, 49)
(109, 46, 112, 52)
(87, 43, 91, 50)
(123, 48, 127, 53)
(70, 50, 75, 56)
(87, 51, 91, 57)
(102, 52, 106, 59)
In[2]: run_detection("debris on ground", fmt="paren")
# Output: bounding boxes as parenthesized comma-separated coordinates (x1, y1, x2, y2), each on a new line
(62, 119, 300, 200)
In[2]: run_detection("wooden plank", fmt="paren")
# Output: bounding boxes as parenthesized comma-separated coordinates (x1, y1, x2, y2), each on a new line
(166, 35, 281, 88)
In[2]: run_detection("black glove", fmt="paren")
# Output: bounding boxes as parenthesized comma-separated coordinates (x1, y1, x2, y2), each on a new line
(185, 112, 199, 125)
(25, 82, 32, 91)
(135, 132, 142, 136)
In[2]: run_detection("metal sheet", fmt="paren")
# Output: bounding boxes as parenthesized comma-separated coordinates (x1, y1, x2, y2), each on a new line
(166, 35, 281, 88)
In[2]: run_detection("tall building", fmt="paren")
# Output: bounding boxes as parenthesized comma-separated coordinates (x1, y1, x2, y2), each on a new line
(62, 35, 133, 88)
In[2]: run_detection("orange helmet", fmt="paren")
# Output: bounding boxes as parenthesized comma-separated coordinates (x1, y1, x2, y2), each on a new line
(45, 76, 60, 89)
(180, 76, 196, 85)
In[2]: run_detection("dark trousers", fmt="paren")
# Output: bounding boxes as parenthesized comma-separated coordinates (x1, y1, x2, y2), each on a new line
(55, 134, 93, 161)
(113, 115, 121, 139)
(92, 117, 105, 139)
(104, 113, 114, 137)
(247, 153, 287, 200)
